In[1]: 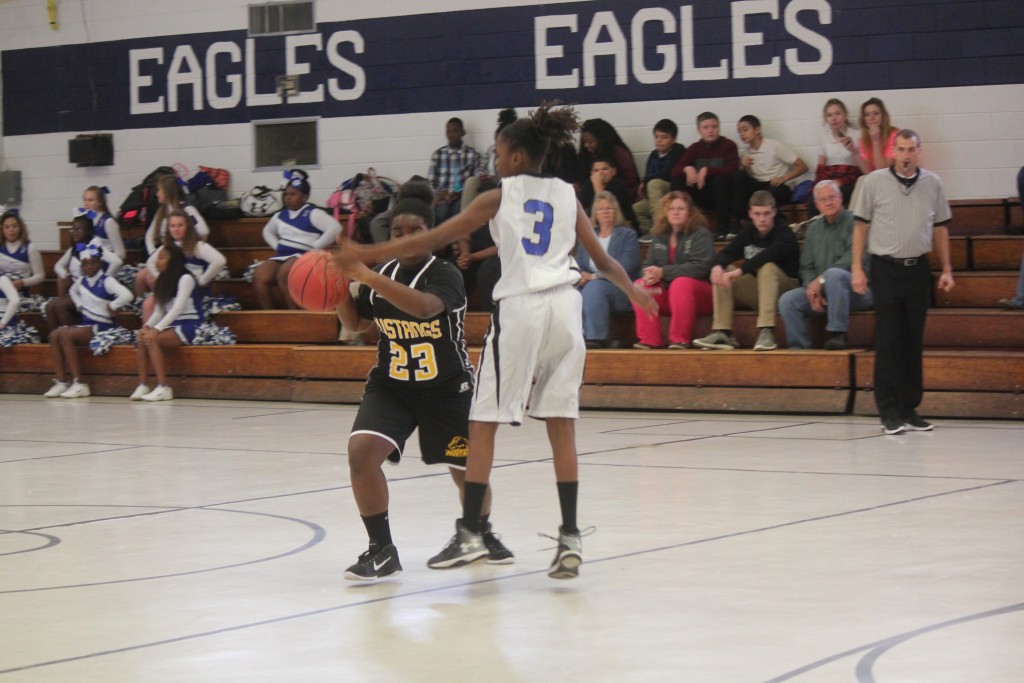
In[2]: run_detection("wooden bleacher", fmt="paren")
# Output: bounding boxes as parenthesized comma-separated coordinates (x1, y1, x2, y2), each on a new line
(3, 205, 1024, 420)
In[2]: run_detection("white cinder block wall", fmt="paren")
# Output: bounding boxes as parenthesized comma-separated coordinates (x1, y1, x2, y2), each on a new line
(1, 0, 1022, 249)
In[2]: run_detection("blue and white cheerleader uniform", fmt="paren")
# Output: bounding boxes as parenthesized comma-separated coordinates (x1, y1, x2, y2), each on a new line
(146, 273, 205, 344)
(0, 239, 44, 292)
(146, 241, 227, 293)
(69, 269, 134, 333)
(55, 239, 123, 282)
(263, 203, 341, 261)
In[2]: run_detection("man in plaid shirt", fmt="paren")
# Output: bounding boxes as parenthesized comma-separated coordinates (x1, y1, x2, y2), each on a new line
(428, 117, 480, 223)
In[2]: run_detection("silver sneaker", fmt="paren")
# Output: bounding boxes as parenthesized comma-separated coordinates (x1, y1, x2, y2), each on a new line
(753, 328, 778, 351)
(543, 526, 586, 579)
(427, 520, 488, 569)
(693, 331, 739, 350)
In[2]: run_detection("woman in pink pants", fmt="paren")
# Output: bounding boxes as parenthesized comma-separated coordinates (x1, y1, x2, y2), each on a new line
(632, 192, 715, 349)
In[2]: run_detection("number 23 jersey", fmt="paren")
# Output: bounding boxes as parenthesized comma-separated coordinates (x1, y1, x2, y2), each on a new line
(490, 174, 581, 301)
(356, 256, 474, 393)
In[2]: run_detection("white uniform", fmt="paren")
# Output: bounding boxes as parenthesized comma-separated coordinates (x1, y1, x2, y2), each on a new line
(472, 174, 585, 424)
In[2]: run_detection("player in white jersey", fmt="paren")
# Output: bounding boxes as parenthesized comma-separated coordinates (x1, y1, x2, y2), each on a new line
(337, 103, 657, 579)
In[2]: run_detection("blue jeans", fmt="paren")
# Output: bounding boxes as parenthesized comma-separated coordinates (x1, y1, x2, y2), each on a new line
(779, 268, 874, 349)
(581, 278, 633, 341)
(1013, 249, 1024, 307)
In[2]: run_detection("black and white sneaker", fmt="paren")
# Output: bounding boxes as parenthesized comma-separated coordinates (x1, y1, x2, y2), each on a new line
(344, 543, 402, 581)
(545, 526, 584, 579)
(427, 520, 488, 569)
(882, 418, 907, 435)
(903, 414, 935, 431)
(483, 530, 514, 564)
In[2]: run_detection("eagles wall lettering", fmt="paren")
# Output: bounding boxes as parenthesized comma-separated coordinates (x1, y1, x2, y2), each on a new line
(2, 0, 1021, 136)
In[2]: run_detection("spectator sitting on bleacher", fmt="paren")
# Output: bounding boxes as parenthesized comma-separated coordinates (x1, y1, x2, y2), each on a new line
(734, 114, 808, 215)
(631, 191, 714, 350)
(576, 191, 641, 349)
(144, 175, 209, 255)
(810, 98, 862, 216)
(140, 211, 227, 321)
(997, 166, 1024, 309)
(633, 119, 686, 240)
(253, 171, 342, 309)
(49, 215, 123, 333)
(578, 157, 638, 229)
(455, 224, 500, 313)
(82, 185, 125, 261)
(856, 98, 898, 174)
(693, 190, 799, 352)
(428, 117, 480, 224)
(132, 243, 206, 402)
(460, 108, 517, 213)
(0, 211, 44, 293)
(670, 112, 740, 240)
(778, 180, 873, 350)
(44, 245, 133, 399)
(577, 118, 640, 200)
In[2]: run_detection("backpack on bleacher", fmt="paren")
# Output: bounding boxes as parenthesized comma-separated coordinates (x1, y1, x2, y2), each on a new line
(119, 165, 176, 228)
(240, 185, 283, 217)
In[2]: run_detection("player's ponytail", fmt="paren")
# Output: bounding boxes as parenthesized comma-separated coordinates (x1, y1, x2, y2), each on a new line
(500, 101, 580, 169)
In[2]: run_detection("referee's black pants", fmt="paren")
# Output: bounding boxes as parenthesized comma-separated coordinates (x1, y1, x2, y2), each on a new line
(870, 254, 931, 422)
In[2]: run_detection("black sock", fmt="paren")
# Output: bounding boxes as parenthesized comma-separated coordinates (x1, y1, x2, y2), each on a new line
(479, 513, 491, 534)
(557, 481, 579, 534)
(361, 511, 392, 548)
(461, 482, 488, 533)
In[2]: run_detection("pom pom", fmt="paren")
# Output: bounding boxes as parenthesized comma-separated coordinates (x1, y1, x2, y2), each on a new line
(243, 260, 263, 284)
(191, 321, 237, 346)
(116, 263, 144, 290)
(201, 295, 241, 316)
(89, 326, 136, 356)
(0, 319, 41, 347)
(18, 294, 49, 315)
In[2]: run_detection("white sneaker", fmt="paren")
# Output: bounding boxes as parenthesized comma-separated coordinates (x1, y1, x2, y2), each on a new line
(129, 384, 151, 401)
(142, 385, 173, 402)
(60, 381, 91, 399)
(43, 381, 69, 398)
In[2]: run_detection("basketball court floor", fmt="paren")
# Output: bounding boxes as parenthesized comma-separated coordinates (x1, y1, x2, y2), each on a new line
(1, 394, 1021, 682)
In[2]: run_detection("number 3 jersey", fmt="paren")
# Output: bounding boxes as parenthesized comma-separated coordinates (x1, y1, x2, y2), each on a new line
(356, 256, 474, 393)
(490, 174, 581, 301)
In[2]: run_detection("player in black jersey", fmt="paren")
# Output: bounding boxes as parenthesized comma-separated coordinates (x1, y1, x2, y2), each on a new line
(336, 180, 512, 581)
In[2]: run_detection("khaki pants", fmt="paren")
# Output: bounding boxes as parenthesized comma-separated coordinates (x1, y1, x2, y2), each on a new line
(712, 262, 799, 330)
(632, 179, 671, 234)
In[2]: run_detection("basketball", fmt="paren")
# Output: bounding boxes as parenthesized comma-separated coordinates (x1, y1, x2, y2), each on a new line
(287, 250, 349, 311)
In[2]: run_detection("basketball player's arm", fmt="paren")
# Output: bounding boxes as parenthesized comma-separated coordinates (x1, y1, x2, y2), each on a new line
(338, 256, 445, 320)
(336, 190, 502, 268)
(574, 203, 658, 318)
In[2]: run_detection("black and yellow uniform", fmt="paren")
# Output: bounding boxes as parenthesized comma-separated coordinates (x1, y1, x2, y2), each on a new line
(350, 255, 474, 467)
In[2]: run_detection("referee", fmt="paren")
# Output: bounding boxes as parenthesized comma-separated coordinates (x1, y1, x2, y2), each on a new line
(850, 130, 955, 435)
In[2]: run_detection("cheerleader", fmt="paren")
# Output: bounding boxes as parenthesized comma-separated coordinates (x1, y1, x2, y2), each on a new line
(252, 170, 341, 309)
(0, 211, 44, 292)
(44, 245, 133, 398)
(54, 215, 123, 292)
(144, 175, 210, 254)
(0, 274, 35, 346)
(132, 243, 204, 402)
(81, 185, 126, 260)
(137, 210, 226, 320)
(48, 215, 124, 332)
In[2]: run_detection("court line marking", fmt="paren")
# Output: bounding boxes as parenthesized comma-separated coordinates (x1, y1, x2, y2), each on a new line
(0, 479, 1013, 675)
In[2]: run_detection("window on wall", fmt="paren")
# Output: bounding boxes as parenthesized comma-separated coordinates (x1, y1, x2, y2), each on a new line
(248, 1, 315, 36)
(254, 119, 318, 169)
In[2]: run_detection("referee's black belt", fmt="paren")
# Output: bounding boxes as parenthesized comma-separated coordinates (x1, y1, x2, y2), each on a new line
(872, 254, 925, 267)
